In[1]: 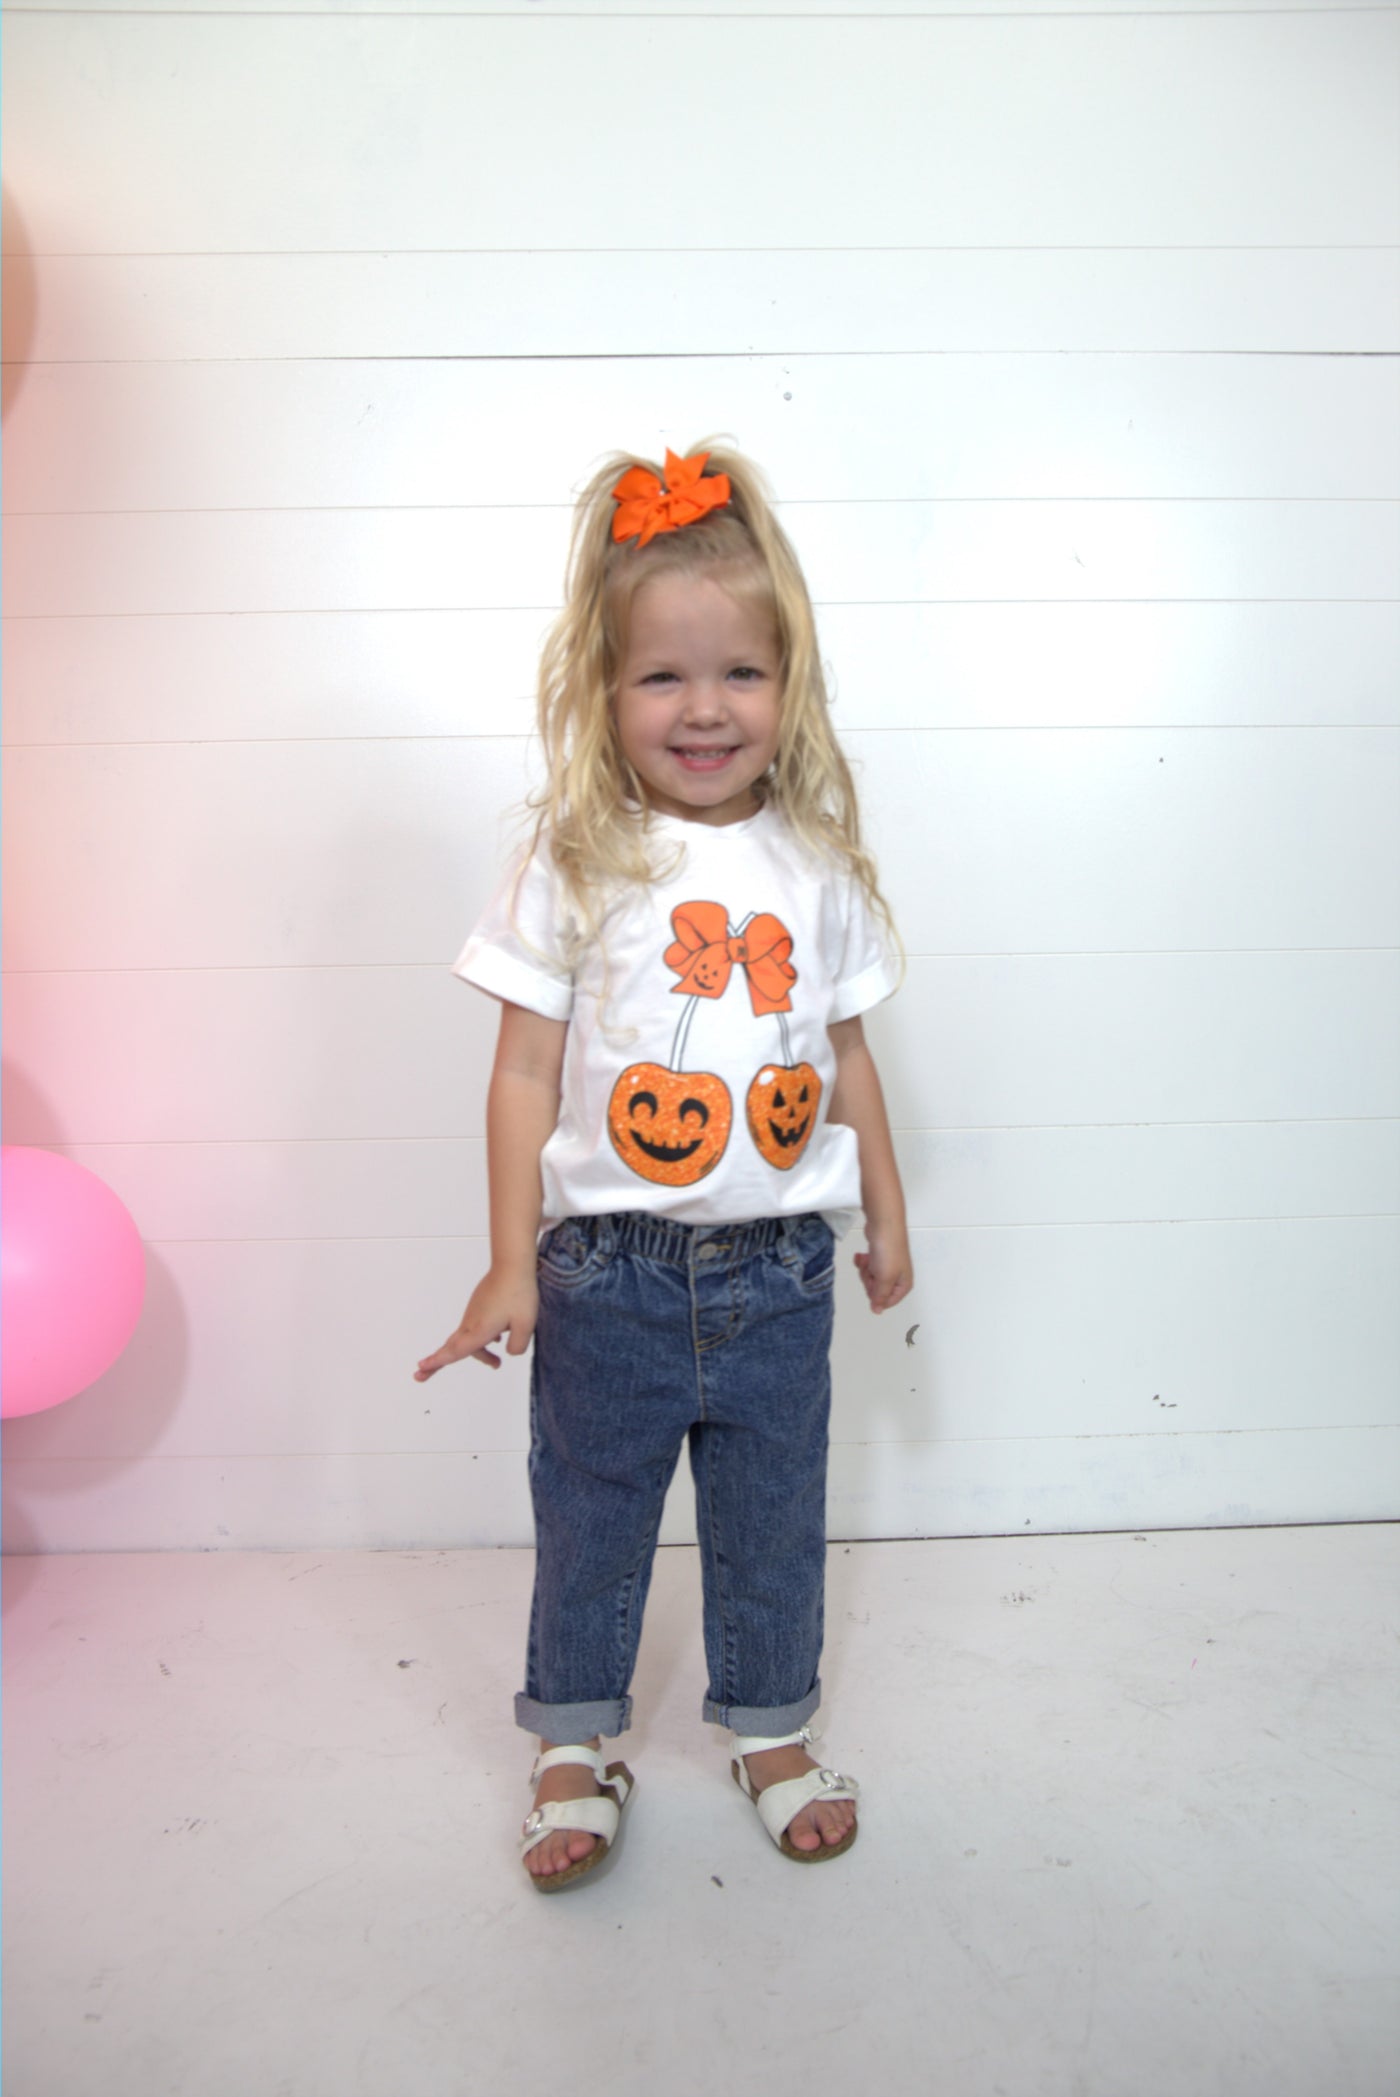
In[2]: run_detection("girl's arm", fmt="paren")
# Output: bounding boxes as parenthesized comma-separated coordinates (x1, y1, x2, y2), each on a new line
(826, 1014, 914, 1313)
(414, 1001, 568, 1378)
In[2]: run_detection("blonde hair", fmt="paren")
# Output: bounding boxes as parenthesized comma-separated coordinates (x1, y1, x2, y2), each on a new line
(520, 437, 900, 971)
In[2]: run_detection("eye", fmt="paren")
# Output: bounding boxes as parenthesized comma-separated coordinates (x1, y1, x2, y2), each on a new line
(678, 1097, 710, 1126)
(629, 1091, 659, 1120)
(641, 669, 678, 686)
(729, 665, 766, 683)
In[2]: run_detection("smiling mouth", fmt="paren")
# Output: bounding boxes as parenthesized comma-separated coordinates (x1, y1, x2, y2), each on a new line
(669, 746, 739, 771)
(630, 1131, 705, 1163)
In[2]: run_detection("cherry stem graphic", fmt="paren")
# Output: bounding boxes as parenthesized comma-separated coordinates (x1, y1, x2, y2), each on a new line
(670, 994, 700, 1070)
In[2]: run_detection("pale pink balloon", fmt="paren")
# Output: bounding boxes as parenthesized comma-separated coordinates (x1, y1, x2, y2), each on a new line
(1, 1146, 146, 1418)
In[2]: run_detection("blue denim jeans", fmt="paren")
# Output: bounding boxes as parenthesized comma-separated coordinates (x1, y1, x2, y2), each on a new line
(515, 1209, 836, 1742)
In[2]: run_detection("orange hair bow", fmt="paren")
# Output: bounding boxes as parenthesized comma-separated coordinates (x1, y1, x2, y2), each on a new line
(611, 449, 732, 548)
(664, 901, 796, 1016)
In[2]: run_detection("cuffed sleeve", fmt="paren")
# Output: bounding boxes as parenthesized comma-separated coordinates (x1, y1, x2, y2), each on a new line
(828, 951, 898, 1022)
(450, 845, 574, 1019)
(826, 865, 900, 1021)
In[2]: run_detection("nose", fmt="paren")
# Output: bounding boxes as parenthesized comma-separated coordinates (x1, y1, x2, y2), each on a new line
(682, 678, 729, 723)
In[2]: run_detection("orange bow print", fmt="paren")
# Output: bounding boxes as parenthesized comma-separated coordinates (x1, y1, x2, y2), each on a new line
(664, 901, 796, 1016)
(611, 449, 732, 548)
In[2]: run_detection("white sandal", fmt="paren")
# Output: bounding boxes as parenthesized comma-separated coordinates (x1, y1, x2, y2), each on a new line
(520, 1744, 635, 1893)
(731, 1723, 860, 1863)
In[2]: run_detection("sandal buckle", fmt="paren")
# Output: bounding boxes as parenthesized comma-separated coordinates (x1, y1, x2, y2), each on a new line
(819, 1768, 858, 1792)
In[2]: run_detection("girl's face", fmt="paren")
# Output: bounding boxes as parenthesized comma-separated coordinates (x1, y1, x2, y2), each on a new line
(613, 571, 782, 826)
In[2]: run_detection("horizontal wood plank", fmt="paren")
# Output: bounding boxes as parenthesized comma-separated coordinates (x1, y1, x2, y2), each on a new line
(12, 2, 1366, 17)
(6, 13, 1395, 249)
(6, 357, 1397, 512)
(5, 503, 1396, 624)
(7, 250, 1396, 361)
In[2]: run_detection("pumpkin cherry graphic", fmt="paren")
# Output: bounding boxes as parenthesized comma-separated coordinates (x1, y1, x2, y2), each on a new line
(745, 1010, 821, 1171)
(746, 1061, 822, 1170)
(607, 898, 809, 1186)
(607, 989, 732, 1188)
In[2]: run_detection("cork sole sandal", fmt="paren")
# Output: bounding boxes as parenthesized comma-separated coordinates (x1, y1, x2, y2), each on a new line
(520, 1744, 635, 1894)
(731, 1725, 860, 1863)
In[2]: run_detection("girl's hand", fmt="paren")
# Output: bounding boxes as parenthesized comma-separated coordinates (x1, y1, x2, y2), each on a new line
(414, 1266, 538, 1379)
(853, 1222, 913, 1314)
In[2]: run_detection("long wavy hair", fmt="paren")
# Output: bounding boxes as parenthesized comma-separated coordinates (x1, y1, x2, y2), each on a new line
(518, 438, 900, 972)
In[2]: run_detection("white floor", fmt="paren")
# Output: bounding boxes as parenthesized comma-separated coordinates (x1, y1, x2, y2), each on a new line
(3, 1524, 1396, 2097)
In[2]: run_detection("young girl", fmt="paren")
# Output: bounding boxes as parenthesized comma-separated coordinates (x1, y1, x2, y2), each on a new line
(416, 442, 912, 1891)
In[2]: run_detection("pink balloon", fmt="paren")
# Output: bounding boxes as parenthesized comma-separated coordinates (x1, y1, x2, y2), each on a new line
(1, 1146, 146, 1418)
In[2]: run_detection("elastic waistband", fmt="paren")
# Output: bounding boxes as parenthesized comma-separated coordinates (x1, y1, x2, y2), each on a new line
(563, 1210, 822, 1268)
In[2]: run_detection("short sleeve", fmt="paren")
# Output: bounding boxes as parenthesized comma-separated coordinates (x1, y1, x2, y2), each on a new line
(827, 869, 899, 1023)
(451, 844, 574, 1021)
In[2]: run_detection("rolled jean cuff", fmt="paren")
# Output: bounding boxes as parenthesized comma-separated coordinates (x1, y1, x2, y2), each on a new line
(701, 1680, 821, 1735)
(514, 1690, 632, 1740)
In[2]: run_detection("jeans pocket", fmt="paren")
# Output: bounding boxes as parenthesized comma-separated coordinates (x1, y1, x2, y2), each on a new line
(537, 1220, 610, 1292)
(778, 1214, 835, 1295)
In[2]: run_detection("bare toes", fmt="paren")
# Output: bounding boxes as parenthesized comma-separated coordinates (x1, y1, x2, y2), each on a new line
(816, 1804, 854, 1844)
(527, 1831, 594, 1876)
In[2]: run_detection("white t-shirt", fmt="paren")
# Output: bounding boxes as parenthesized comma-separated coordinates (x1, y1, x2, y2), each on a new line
(452, 803, 898, 1233)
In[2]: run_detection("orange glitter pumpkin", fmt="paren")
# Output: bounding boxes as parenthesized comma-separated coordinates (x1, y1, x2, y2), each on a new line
(745, 1063, 821, 1171)
(608, 1063, 732, 1187)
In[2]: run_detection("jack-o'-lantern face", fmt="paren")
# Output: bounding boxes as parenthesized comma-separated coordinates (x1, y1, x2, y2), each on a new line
(746, 1063, 821, 1171)
(608, 1063, 732, 1187)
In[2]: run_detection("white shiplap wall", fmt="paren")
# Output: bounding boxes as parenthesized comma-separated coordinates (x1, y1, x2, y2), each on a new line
(2, 0, 1398, 1552)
